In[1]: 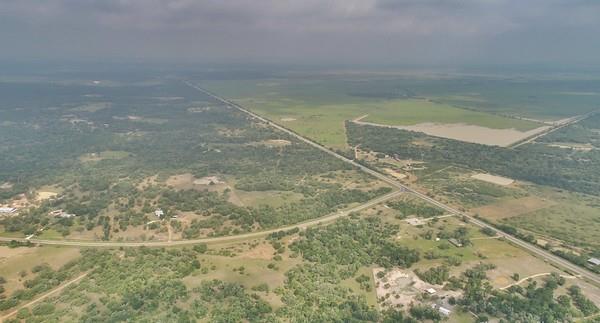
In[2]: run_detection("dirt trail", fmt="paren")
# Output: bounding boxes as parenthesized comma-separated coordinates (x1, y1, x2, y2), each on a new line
(499, 272, 577, 290)
(1, 272, 89, 322)
(167, 221, 173, 242)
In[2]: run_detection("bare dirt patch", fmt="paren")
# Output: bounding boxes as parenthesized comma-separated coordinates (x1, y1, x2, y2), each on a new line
(36, 191, 58, 201)
(187, 106, 212, 113)
(70, 102, 111, 112)
(384, 168, 407, 180)
(238, 242, 275, 260)
(473, 196, 555, 221)
(0, 182, 13, 190)
(548, 143, 594, 151)
(260, 139, 292, 147)
(471, 173, 514, 186)
(280, 117, 296, 122)
(193, 176, 225, 185)
(373, 267, 461, 308)
(360, 121, 551, 147)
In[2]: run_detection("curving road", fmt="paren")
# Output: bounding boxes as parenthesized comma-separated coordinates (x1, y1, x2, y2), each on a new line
(0, 191, 402, 248)
(187, 82, 600, 286)
(2, 82, 598, 287)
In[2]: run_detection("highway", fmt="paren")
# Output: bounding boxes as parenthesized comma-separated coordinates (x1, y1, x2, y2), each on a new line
(2, 82, 597, 287)
(510, 110, 599, 148)
(186, 82, 600, 286)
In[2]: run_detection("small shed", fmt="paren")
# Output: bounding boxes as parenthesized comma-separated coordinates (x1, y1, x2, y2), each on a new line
(426, 288, 436, 295)
(155, 209, 164, 218)
(588, 258, 600, 266)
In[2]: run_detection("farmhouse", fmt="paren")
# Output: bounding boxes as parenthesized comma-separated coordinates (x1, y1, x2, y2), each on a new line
(0, 207, 17, 214)
(588, 258, 600, 267)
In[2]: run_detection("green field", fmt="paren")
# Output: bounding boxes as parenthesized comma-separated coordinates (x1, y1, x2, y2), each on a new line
(503, 194, 600, 250)
(204, 79, 540, 149)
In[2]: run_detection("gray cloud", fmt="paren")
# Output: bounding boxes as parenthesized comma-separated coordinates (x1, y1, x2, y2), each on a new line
(0, 0, 599, 65)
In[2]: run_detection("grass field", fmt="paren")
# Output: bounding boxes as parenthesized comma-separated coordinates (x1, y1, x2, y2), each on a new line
(0, 246, 80, 294)
(203, 79, 541, 149)
(503, 200, 600, 249)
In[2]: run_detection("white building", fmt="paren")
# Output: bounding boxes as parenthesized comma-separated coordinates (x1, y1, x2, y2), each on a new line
(438, 306, 452, 316)
(155, 209, 164, 218)
(49, 209, 76, 218)
(426, 288, 437, 295)
(431, 304, 451, 316)
(0, 207, 17, 214)
(588, 258, 600, 266)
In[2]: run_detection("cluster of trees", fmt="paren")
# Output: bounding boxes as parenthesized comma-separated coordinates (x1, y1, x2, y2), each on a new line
(457, 264, 598, 322)
(1, 80, 390, 240)
(0, 262, 79, 312)
(415, 265, 450, 285)
(347, 121, 600, 196)
(290, 217, 420, 271)
(192, 280, 274, 322)
(568, 285, 599, 316)
(387, 199, 444, 218)
(540, 114, 600, 149)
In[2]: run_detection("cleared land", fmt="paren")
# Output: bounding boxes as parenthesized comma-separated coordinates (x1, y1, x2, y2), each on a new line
(204, 79, 541, 149)
(355, 120, 549, 147)
(470, 173, 515, 186)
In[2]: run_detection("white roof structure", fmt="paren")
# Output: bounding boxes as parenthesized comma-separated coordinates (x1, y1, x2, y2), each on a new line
(0, 207, 16, 213)
(426, 288, 436, 294)
(588, 258, 600, 266)
(438, 307, 451, 316)
(155, 209, 164, 217)
(431, 304, 452, 316)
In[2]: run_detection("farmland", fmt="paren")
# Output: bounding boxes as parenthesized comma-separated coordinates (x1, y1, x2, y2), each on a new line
(1, 70, 599, 322)
(203, 77, 542, 149)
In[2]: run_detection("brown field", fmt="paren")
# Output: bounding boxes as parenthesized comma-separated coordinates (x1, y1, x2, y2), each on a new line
(0, 246, 80, 294)
(473, 196, 555, 220)
(360, 121, 551, 147)
(237, 241, 276, 260)
(471, 173, 514, 186)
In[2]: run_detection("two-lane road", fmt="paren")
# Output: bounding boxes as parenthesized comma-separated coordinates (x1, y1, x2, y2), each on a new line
(188, 82, 600, 286)
(0, 191, 402, 248)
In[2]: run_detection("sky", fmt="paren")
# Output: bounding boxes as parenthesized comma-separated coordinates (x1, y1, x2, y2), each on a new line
(1, 0, 600, 66)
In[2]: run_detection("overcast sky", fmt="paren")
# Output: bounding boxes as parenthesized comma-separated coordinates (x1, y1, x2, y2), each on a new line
(1, 0, 599, 66)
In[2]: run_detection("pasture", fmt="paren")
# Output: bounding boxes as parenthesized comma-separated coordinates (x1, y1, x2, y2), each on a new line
(204, 78, 541, 149)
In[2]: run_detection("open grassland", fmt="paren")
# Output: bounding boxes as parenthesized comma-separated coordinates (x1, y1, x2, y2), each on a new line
(0, 246, 80, 294)
(362, 99, 538, 130)
(204, 79, 540, 149)
(503, 199, 600, 250)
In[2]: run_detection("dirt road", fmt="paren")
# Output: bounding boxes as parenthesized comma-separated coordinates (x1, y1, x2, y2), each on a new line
(0, 272, 89, 322)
